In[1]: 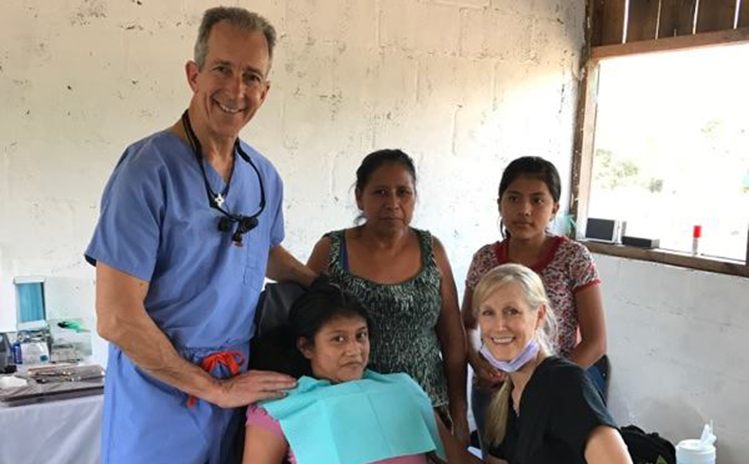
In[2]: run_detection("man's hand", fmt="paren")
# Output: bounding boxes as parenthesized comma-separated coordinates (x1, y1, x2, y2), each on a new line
(210, 370, 296, 408)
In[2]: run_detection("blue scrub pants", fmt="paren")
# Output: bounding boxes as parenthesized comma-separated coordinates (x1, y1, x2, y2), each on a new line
(100, 343, 249, 464)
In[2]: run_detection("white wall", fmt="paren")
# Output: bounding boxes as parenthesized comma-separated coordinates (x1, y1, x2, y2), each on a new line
(5, 1, 747, 463)
(0, 0, 583, 338)
(598, 254, 749, 464)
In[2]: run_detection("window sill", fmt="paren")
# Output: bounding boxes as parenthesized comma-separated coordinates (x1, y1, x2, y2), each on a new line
(581, 240, 749, 278)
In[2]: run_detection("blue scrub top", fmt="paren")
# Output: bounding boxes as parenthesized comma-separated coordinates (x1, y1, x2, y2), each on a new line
(86, 131, 284, 349)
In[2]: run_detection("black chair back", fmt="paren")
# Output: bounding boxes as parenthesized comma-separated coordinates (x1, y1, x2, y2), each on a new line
(249, 282, 307, 376)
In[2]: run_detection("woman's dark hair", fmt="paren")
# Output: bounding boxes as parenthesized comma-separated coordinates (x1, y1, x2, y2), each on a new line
(355, 149, 417, 192)
(249, 280, 370, 378)
(498, 156, 562, 203)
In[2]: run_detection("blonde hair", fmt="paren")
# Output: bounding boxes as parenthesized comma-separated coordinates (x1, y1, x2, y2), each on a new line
(472, 263, 557, 447)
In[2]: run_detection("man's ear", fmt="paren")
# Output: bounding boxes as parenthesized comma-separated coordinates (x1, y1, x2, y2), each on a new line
(552, 202, 560, 216)
(259, 80, 271, 105)
(185, 61, 200, 92)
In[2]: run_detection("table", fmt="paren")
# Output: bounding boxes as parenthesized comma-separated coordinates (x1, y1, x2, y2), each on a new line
(0, 393, 103, 464)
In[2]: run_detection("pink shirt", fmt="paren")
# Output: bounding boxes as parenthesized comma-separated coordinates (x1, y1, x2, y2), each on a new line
(245, 405, 429, 464)
(465, 236, 601, 356)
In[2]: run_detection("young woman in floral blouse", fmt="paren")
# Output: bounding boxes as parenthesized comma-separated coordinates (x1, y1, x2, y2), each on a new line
(462, 156, 608, 451)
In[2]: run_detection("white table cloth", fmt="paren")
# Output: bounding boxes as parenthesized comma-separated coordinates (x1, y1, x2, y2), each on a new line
(0, 394, 103, 464)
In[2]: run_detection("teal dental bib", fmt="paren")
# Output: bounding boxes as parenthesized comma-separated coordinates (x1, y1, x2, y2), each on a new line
(262, 370, 445, 464)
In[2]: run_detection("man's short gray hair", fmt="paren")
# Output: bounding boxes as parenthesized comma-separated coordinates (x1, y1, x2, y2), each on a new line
(194, 7, 277, 69)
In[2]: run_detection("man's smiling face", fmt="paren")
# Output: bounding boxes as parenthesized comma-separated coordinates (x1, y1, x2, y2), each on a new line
(187, 21, 271, 142)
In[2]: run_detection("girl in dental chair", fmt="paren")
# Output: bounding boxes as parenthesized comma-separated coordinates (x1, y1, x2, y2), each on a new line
(243, 281, 479, 464)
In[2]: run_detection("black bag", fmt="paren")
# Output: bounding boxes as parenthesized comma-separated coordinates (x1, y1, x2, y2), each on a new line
(621, 425, 676, 464)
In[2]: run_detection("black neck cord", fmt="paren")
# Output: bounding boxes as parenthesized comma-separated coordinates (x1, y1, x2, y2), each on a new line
(180, 110, 266, 243)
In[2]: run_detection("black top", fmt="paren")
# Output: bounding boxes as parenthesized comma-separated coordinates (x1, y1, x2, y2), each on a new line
(488, 356, 618, 464)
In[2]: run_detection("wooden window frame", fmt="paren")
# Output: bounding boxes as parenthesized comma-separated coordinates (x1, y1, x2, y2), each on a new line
(570, 28, 749, 278)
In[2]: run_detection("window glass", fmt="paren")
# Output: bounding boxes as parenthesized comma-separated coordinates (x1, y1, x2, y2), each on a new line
(589, 43, 749, 261)
(15, 281, 46, 323)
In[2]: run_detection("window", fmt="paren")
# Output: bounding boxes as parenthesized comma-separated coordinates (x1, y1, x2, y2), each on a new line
(585, 42, 749, 262)
(573, 0, 749, 276)
(14, 277, 46, 325)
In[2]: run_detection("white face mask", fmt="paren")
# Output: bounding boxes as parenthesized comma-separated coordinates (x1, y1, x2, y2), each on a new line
(479, 339, 540, 373)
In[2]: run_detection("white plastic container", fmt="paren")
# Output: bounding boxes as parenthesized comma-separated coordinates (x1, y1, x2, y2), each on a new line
(676, 439, 716, 464)
(19, 341, 49, 365)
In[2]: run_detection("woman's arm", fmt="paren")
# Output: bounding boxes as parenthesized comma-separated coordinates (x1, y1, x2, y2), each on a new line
(584, 426, 633, 464)
(460, 289, 482, 377)
(432, 237, 469, 445)
(434, 413, 482, 464)
(306, 236, 332, 274)
(243, 424, 289, 464)
(461, 286, 477, 331)
(568, 283, 607, 368)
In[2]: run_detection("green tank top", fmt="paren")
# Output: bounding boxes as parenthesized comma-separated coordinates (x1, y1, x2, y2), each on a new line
(325, 228, 448, 407)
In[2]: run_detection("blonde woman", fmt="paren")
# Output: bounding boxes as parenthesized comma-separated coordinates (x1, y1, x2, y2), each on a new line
(473, 264, 630, 464)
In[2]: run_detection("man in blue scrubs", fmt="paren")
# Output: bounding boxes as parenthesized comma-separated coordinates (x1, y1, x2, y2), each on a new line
(85, 7, 315, 463)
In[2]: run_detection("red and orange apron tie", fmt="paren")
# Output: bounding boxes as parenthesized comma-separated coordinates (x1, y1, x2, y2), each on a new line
(186, 350, 245, 407)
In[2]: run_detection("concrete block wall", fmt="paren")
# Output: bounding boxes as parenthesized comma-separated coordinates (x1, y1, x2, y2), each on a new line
(0, 0, 585, 334)
(5, 2, 747, 463)
(597, 254, 749, 464)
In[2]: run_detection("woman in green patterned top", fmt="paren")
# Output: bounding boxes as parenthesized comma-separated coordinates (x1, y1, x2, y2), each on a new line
(307, 149, 469, 446)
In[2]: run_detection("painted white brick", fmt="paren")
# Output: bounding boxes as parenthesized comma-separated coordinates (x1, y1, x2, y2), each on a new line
(379, 0, 461, 55)
(432, 0, 490, 8)
(416, 55, 494, 106)
(4, 4, 749, 462)
(285, 0, 377, 48)
(365, 50, 420, 110)
(490, 0, 562, 18)
(530, 18, 581, 69)
(601, 255, 749, 464)
(460, 8, 533, 59)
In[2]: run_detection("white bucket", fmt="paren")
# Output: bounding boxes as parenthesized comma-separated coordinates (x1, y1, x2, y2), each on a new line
(676, 439, 716, 464)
